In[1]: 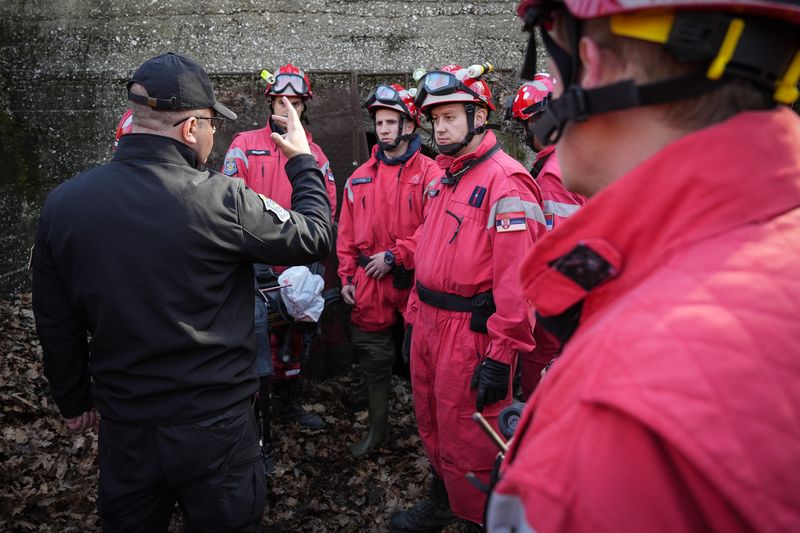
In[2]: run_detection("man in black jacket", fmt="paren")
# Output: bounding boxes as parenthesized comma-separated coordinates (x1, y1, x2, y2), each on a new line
(31, 52, 332, 532)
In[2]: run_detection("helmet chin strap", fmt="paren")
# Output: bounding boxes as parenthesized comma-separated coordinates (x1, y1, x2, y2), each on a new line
(531, 10, 790, 146)
(435, 103, 486, 156)
(375, 114, 415, 151)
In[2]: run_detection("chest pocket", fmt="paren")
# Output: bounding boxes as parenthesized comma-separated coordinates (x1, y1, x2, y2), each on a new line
(444, 193, 488, 246)
(246, 149, 280, 173)
(347, 176, 373, 211)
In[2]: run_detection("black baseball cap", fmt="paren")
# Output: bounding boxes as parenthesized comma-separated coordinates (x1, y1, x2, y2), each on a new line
(127, 52, 237, 120)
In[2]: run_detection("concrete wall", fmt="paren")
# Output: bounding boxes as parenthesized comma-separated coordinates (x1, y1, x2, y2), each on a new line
(0, 0, 540, 297)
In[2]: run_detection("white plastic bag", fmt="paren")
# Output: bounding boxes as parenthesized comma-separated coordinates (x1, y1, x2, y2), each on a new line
(278, 266, 325, 322)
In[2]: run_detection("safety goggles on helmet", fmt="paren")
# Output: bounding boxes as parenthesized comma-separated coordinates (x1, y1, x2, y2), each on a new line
(270, 73, 309, 96)
(418, 71, 483, 101)
(365, 85, 412, 115)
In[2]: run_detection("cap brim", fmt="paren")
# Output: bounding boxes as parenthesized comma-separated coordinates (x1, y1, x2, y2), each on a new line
(213, 101, 237, 121)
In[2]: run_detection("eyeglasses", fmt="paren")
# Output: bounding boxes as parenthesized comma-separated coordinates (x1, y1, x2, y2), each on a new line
(172, 116, 225, 132)
(270, 74, 309, 95)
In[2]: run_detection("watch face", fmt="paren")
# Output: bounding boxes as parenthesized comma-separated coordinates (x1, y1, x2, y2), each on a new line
(384, 251, 395, 265)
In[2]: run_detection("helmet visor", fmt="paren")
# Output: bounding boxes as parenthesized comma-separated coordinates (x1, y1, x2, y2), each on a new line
(271, 73, 308, 95)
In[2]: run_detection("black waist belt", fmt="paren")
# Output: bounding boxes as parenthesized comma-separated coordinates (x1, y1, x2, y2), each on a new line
(416, 281, 493, 312)
(357, 253, 371, 268)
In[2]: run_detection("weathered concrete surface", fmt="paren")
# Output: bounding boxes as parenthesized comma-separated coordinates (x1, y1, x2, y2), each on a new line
(0, 0, 542, 298)
(0, 1, 529, 75)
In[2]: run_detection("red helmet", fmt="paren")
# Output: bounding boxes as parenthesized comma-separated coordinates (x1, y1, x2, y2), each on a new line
(264, 63, 313, 99)
(517, 0, 800, 23)
(415, 64, 495, 114)
(516, 0, 800, 145)
(365, 83, 419, 124)
(113, 108, 133, 150)
(512, 73, 557, 121)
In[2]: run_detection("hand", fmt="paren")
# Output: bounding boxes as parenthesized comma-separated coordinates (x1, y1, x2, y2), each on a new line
(270, 96, 312, 159)
(364, 253, 392, 279)
(401, 326, 413, 365)
(341, 284, 356, 305)
(470, 358, 511, 412)
(65, 407, 100, 433)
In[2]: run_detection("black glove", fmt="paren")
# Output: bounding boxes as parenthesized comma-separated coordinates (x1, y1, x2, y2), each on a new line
(470, 357, 511, 412)
(401, 326, 413, 365)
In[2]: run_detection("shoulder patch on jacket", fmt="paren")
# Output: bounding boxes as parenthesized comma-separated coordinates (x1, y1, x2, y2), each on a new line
(495, 211, 527, 232)
(469, 186, 487, 208)
(259, 194, 290, 223)
(322, 162, 336, 182)
(351, 177, 373, 186)
(224, 159, 238, 176)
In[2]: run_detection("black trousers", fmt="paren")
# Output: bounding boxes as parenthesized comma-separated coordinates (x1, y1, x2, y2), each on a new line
(97, 399, 266, 532)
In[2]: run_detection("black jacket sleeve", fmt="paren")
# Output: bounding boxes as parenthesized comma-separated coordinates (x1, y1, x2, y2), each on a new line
(31, 229, 92, 418)
(238, 153, 333, 265)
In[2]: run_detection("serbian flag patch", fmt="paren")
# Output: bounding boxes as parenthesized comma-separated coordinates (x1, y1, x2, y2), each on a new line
(495, 211, 527, 232)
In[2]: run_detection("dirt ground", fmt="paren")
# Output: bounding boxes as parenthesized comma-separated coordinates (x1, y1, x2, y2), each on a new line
(0, 294, 480, 532)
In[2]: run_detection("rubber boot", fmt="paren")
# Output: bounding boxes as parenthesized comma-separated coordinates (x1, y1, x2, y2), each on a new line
(388, 471, 455, 532)
(272, 378, 323, 430)
(257, 377, 274, 476)
(350, 381, 390, 457)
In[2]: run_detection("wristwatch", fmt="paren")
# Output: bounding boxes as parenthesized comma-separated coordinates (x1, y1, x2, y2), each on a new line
(384, 250, 396, 267)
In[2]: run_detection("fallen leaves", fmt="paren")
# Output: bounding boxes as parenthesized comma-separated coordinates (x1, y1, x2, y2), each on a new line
(0, 294, 472, 532)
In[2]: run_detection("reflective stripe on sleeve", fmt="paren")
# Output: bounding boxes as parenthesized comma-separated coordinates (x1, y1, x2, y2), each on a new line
(424, 176, 440, 195)
(485, 493, 538, 533)
(225, 147, 249, 169)
(543, 200, 580, 218)
(345, 180, 354, 202)
(487, 196, 547, 230)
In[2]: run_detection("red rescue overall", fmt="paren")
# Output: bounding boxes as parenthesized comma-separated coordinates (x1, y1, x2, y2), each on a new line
(223, 120, 336, 378)
(407, 131, 546, 523)
(223, 120, 337, 218)
(337, 143, 440, 331)
(520, 144, 587, 398)
(488, 109, 800, 532)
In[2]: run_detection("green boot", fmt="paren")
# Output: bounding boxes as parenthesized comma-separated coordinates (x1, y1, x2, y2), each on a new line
(350, 381, 390, 457)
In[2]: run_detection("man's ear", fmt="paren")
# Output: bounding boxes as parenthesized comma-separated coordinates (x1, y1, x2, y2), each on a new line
(578, 34, 625, 89)
(403, 120, 416, 135)
(181, 117, 199, 145)
(474, 106, 488, 128)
